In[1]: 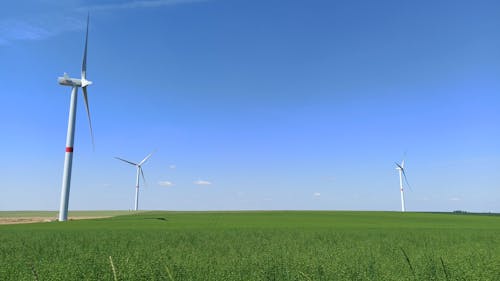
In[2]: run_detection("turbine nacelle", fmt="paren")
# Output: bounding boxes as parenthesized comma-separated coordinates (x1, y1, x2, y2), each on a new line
(81, 78, 93, 87)
(58, 74, 93, 88)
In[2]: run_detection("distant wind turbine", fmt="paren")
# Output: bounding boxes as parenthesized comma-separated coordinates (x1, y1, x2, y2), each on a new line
(57, 14, 94, 222)
(115, 152, 154, 211)
(395, 159, 411, 212)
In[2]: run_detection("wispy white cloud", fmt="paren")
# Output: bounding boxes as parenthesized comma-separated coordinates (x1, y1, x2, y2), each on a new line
(0, 16, 83, 45)
(0, 0, 206, 44)
(194, 180, 211, 185)
(158, 181, 174, 187)
(0, 21, 50, 41)
(313, 192, 321, 197)
(450, 197, 461, 201)
(1, 0, 205, 44)
(169, 165, 176, 169)
(83, 0, 207, 11)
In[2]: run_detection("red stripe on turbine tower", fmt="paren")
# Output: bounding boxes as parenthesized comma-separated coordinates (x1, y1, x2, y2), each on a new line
(66, 147, 74, 152)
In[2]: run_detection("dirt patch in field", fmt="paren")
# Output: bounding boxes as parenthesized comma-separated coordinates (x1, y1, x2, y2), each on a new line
(0, 216, 111, 225)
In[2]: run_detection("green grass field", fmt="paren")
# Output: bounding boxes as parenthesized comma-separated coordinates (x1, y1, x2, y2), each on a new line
(1, 211, 499, 280)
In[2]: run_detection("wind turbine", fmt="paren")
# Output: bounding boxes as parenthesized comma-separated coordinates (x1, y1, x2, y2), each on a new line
(57, 14, 94, 222)
(395, 159, 411, 212)
(115, 152, 154, 211)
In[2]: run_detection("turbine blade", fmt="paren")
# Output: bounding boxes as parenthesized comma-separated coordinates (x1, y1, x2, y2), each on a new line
(402, 169, 413, 191)
(81, 13, 89, 80)
(82, 87, 94, 150)
(395, 162, 403, 170)
(115, 157, 137, 166)
(139, 151, 155, 166)
(140, 167, 147, 187)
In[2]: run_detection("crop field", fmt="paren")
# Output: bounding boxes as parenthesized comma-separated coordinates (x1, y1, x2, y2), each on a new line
(1, 211, 500, 280)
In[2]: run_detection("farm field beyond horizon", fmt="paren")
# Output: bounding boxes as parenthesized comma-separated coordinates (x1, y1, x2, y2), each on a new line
(1, 211, 500, 280)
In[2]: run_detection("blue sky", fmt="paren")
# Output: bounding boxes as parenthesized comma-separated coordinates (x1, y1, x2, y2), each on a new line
(1, 0, 499, 212)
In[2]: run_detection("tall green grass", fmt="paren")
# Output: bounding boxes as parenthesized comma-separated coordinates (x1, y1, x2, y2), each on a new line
(1, 211, 499, 280)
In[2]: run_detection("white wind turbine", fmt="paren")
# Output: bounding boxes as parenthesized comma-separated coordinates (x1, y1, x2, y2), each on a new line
(115, 152, 154, 211)
(57, 14, 94, 222)
(395, 159, 411, 212)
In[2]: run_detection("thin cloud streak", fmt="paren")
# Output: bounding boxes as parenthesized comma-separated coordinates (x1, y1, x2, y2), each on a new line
(0, 21, 50, 41)
(0, 0, 207, 44)
(0, 0, 206, 44)
(194, 180, 211, 185)
(0, 16, 83, 44)
(83, 0, 207, 11)
(158, 181, 174, 187)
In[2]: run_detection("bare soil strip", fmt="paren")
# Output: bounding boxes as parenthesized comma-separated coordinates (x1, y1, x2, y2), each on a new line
(0, 216, 111, 225)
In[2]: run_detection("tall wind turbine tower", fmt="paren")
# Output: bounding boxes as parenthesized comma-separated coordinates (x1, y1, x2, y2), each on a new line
(395, 160, 410, 212)
(57, 14, 94, 222)
(115, 152, 154, 211)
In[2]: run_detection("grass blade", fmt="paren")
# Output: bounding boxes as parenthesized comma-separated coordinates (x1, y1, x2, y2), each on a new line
(30, 262, 39, 281)
(165, 265, 175, 281)
(440, 257, 450, 281)
(109, 256, 118, 281)
(400, 247, 415, 277)
(298, 271, 312, 281)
